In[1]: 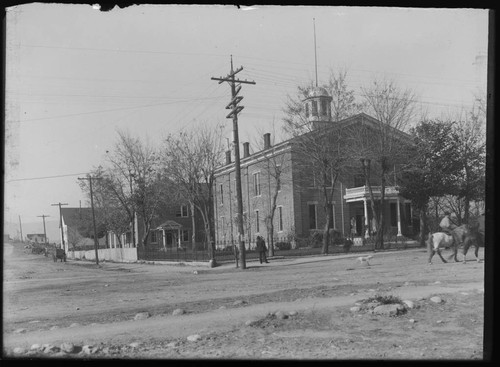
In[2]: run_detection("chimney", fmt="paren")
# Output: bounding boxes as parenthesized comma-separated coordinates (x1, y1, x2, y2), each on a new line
(264, 133, 271, 150)
(225, 150, 231, 165)
(243, 142, 250, 158)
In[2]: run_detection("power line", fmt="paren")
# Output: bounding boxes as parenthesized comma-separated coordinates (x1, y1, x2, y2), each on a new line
(6, 172, 89, 183)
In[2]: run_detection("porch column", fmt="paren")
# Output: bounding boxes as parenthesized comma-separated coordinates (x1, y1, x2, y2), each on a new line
(396, 197, 402, 236)
(178, 228, 181, 247)
(363, 198, 369, 239)
(162, 229, 166, 249)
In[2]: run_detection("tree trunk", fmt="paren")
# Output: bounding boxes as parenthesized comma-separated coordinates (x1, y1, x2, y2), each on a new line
(191, 202, 196, 251)
(419, 207, 427, 248)
(268, 221, 275, 257)
(377, 175, 386, 250)
(322, 214, 330, 255)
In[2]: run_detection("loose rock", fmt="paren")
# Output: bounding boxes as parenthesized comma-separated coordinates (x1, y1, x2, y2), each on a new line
(13, 328, 26, 334)
(82, 345, 98, 354)
(233, 300, 245, 306)
(43, 344, 59, 353)
(129, 342, 140, 348)
(134, 312, 151, 320)
(430, 296, 443, 304)
(69, 323, 80, 328)
(172, 308, 185, 316)
(187, 334, 201, 342)
(30, 344, 42, 351)
(13, 347, 27, 354)
(409, 319, 416, 323)
(50, 325, 60, 330)
(350, 306, 361, 313)
(275, 311, 288, 319)
(373, 304, 406, 316)
(288, 310, 298, 316)
(60, 342, 75, 353)
(403, 300, 415, 309)
(245, 319, 258, 326)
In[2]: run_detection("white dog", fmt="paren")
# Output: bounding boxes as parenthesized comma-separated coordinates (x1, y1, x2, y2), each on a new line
(357, 255, 373, 266)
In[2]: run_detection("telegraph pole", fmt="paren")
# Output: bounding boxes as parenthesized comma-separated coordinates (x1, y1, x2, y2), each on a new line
(18, 215, 24, 243)
(78, 175, 102, 265)
(51, 202, 68, 250)
(211, 55, 256, 270)
(37, 214, 50, 244)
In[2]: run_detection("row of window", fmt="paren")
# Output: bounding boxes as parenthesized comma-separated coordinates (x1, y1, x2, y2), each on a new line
(305, 99, 331, 118)
(220, 206, 285, 235)
(219, 170, 282, 205)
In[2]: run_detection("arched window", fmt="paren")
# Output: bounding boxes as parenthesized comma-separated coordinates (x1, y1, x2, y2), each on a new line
(312, 100, 318, 116)
(321, 99, 328, 115)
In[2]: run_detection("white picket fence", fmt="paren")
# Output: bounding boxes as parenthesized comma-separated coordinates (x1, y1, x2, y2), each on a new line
(68, 248, 137, 262)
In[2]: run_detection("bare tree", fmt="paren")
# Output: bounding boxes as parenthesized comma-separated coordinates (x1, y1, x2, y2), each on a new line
(283, 72, 362, 254)
(105, 130, 166, 248)
(93, 173, 132, 248)
(162, 124, 225, 259)
(356, 78, 417, 249)
(252, 120, 291, 256)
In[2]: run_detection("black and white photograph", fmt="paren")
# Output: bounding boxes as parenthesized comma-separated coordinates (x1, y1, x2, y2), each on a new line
(4, 3, 490, 360)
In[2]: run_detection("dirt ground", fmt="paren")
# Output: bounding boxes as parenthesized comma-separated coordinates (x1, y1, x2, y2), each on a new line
(3, 241, 485, 360)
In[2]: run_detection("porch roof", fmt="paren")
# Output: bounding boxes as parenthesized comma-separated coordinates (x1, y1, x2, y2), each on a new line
(343, 185, 402, 203)
(157, 220, 182, 230)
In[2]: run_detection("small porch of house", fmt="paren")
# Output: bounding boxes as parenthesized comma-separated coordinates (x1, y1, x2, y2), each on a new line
(343, 185, 413, 242)
(156, 220, 184, 250)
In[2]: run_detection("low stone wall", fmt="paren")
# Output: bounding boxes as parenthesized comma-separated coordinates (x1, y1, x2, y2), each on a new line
(68, 248, 138, 262)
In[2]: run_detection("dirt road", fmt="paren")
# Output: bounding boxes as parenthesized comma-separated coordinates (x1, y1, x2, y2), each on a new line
(3, 241, 485, 359)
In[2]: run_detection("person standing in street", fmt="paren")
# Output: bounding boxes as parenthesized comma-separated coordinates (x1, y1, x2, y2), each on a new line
(256, 236, 269, 264)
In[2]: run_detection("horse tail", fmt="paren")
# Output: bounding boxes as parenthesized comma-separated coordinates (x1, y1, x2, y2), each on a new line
(427, 233, 433, 250)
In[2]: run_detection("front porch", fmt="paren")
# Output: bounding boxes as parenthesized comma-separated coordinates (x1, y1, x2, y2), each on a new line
(343, 185, 412, 239)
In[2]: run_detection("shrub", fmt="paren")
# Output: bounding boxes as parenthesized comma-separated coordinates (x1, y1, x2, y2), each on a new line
(343, 239, 353, 253)
(275, 241, 292, 251)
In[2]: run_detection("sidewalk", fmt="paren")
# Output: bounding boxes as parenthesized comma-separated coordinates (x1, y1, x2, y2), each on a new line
(66, 246, 425, 274)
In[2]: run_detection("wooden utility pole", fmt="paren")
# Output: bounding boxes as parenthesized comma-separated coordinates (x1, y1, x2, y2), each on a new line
(78, 175, 102, 265)
(18, 215, 24, 243)
(37, 214, 50, 244)
(211, 55, 255, 270)
(51, 202, 68, 250)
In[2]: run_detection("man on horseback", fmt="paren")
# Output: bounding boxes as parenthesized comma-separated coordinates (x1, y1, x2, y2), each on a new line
(439, 211, 461, 248)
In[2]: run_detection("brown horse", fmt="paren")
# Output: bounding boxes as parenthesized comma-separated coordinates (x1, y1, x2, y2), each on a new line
(427, 224, 482, 264)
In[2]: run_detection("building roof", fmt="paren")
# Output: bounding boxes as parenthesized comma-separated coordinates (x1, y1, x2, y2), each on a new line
(157, 220, 183, 230)
(304, 86, 330, 99)
(215, 113, 413, 177)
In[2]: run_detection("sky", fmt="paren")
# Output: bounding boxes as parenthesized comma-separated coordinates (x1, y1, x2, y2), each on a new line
(4, 4, 489, 238)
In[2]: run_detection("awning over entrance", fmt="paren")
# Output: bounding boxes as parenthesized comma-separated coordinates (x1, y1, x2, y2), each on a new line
(343, 185, 406, 238)
(343, 185, 400, 203)
(156, 220, 182, 230)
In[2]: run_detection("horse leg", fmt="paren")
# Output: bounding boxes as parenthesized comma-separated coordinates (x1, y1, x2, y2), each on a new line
(436, 249, 447, 263)
(462, 239, 470, 264)
(428, 249, 435, 265)
(473, 243, 480, 263)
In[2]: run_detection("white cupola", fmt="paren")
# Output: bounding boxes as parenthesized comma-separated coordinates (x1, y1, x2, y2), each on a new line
(303, 86, 332, 129)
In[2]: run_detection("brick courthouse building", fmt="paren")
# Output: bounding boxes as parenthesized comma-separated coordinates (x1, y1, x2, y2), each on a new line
(213, 86, 415, 249)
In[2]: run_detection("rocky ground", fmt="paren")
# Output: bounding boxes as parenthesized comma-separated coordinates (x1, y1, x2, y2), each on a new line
(3, 241, 486, 360)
